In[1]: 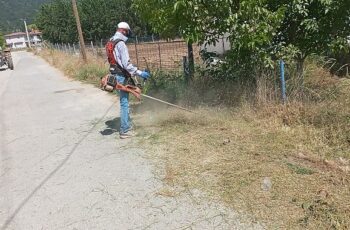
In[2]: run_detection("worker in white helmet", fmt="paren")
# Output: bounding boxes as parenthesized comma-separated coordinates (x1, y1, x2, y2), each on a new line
(109, 22, 150, 139)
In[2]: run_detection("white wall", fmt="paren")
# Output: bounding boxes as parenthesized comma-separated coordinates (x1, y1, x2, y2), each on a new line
(32, 35, 41, 43)
(6, 36, 27, 49)
(201, 34, 231, 55)
(5, 34, 42, 49)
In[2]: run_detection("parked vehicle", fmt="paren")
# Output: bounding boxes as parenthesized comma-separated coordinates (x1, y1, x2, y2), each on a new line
(0, 48, 14, 70)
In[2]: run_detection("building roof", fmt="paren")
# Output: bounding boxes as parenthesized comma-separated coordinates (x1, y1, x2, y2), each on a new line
(5, 32, 26, 37)
(5, 31, 42, 38)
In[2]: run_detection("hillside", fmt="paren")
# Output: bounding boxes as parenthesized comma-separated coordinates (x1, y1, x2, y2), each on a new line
(0, 0, 50, 33)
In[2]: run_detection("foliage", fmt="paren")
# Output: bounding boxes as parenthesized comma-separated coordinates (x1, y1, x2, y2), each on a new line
(0, 0, 50, 33)
(221, 0, 285, 80)
(28, 24, 39, 31)
(36, 0, 77, 43)
(133, 0, 240, 43)
(36, 0, 151, 43)
(0, 33, 5, 49)
(270, 0, 350, 61)
(134, 0, 350, 82)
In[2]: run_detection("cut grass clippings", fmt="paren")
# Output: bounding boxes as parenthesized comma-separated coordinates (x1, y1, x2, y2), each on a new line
(137, 102, 350, 229)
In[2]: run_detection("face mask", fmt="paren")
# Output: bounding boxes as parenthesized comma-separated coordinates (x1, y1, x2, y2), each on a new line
(126, 30, 132, 38)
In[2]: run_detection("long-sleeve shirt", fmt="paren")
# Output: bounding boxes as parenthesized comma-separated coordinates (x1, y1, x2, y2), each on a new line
(111, 32, 141, 76)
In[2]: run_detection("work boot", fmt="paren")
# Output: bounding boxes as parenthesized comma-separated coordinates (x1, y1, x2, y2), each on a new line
(120, 130, 137, 139)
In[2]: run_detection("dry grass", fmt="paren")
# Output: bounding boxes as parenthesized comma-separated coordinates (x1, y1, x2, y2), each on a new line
(136, 70, 350, 229)
(37, 49, 108, 86)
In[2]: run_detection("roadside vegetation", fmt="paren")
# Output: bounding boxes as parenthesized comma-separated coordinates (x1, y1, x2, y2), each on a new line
(35, 0, 150, 43)
(35, 0, 350, 228)
(37, 48, 108, 85)
(136, 61, 350, 229)
(0, 33, 5, 49)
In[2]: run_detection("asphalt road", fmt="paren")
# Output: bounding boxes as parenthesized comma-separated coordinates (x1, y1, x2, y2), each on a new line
(0, 52, 262, 230)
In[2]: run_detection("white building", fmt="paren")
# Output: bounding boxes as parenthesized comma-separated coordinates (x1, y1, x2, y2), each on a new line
(5, 31, 42, 49)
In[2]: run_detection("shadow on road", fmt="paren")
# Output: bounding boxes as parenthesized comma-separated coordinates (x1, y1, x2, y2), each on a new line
(100, 117, 120, 135)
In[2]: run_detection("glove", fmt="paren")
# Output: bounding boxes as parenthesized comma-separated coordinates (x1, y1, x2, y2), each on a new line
(140, 71, 150, 80)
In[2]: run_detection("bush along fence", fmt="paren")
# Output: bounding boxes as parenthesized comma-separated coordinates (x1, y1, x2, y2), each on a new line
(47, 36, 201, 75)
(43, 38, 325, 105)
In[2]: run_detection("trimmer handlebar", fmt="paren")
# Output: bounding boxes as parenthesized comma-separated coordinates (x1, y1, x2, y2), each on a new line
(100, 74, 142, 100)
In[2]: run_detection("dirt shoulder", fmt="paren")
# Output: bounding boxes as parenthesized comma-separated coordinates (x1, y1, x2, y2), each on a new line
(134, 104, 350, 229)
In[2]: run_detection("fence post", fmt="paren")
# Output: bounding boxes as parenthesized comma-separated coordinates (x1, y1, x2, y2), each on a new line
(279, 60, 287, 104)
(157, 40, 162, 69)
(68, 43, 71, 54)
(134, 41, 139, 67)
(100, 39, 103, 48)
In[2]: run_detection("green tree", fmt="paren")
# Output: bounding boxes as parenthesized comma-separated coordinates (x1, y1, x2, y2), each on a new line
(79, 0, 150, 41)
(134, 0, 350, 81)
(28, 24, 39, 31)
(36, 0, 76, 43)
(133, 0, 284, 80)
(36, 0, 150, 43)
(133, 0, 240, 43)
(269, 0, 350, 79)
(0, 32, 5, 48)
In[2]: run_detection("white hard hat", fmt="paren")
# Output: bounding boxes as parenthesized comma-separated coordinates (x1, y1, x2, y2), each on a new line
(118, 22, 131, 31)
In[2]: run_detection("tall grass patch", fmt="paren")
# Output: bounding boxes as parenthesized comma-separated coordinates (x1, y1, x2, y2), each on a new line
(37, 49, 108, 86)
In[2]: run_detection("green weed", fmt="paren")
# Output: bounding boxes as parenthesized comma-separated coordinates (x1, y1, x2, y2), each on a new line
(286, 163, 315, 175)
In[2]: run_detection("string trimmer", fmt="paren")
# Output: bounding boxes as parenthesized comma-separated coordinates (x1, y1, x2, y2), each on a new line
(100, 74, 194, 113)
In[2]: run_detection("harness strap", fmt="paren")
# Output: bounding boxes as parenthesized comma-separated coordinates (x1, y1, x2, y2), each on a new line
(106, 39, 131, 78)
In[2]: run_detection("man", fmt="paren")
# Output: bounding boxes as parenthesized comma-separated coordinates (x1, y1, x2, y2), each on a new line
(110, 22, 150, 139)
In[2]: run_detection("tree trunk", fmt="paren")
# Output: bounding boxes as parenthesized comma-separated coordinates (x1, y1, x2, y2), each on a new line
(187, 42, 194, 80)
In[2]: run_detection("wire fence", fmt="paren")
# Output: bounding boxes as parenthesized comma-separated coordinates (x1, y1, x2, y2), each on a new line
(48, 36, 201, 72)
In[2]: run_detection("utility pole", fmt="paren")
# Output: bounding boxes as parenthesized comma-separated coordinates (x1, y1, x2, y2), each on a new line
(23, 19, 31, 48)
(71, 0, 87, 62)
